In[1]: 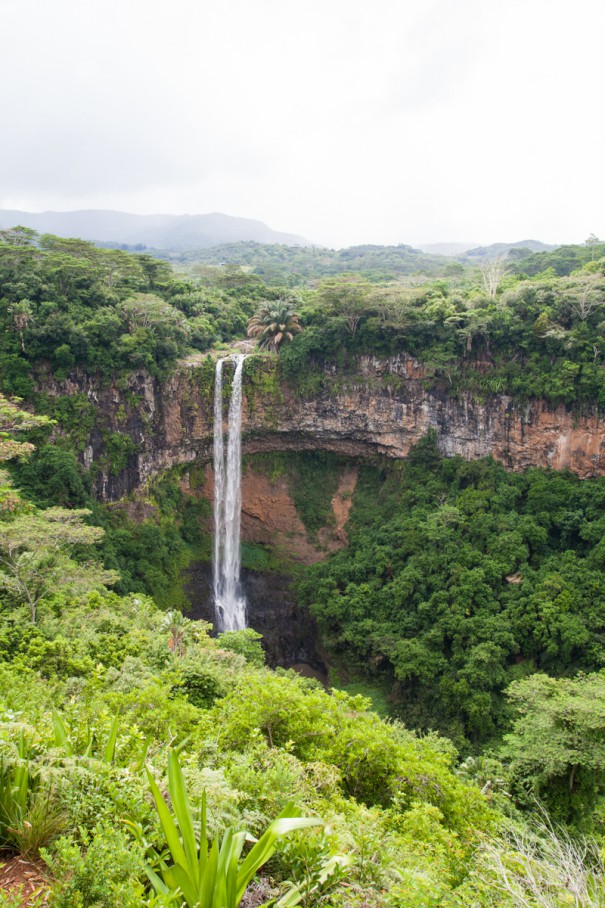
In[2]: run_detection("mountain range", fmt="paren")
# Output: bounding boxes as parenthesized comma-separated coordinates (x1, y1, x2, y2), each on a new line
(0, 209, 561, 259)
(417, 239, 556, 257)
(0, 209, 310, 250)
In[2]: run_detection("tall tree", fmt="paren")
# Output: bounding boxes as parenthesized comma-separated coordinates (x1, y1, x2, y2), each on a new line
(585, 233, 602, 261)
(0, 394, 52, 462)
(0, 507, 118, 623)
(478, 257, 508, 299)
(6, 299, 34, 352)
(316, 277, 373, 337)
(502, 672, 605, 827)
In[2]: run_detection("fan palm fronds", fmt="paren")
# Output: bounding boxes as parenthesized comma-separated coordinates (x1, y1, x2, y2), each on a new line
(247, 302, 302, 352)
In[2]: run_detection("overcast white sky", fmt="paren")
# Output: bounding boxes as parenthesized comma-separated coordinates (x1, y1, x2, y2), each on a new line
(1, 0, 603, 247)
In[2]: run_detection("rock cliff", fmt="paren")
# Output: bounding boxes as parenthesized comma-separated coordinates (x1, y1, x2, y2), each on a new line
(42, 353, 605, 669)
(44, 353, 605, 502)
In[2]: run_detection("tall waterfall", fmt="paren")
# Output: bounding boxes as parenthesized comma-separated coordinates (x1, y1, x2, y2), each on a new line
(212, 355, 247, 632)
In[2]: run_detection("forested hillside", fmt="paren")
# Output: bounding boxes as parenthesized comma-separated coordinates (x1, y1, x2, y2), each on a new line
(0, 396, 516, 907)
(1, 226, 605, 905)
(167, 241, 452, 284)
(0, 227, 275, 394)
(300, 440, 605, 749)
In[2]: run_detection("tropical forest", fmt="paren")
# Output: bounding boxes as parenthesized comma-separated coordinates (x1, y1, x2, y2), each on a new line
(1, 224, 605, 908)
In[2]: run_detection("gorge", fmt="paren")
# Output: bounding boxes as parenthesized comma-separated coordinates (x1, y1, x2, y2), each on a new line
(35, 351, 605, 674)
(3, 229, 605, 903)
(45, 352, 605, 505)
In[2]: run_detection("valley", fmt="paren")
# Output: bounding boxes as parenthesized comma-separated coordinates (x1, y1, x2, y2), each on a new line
(1, 227, 605, 905)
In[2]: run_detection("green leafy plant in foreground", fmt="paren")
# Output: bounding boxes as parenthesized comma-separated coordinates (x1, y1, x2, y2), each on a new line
(51, 709, 120, 763)
(0, 730, 30, 843)
(142, 749, 324, 908)
(0, 729, 65, 855)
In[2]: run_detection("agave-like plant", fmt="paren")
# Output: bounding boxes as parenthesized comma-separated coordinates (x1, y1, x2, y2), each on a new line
(51, 710, 120, 763)
(0, 729, 33, 848)
(143, 749, 323, 908)
(0, 728, 66, 855)
(247, 302, 302, 353)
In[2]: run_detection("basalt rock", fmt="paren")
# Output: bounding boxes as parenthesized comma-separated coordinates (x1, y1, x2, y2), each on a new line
(42, 353, 605, 502)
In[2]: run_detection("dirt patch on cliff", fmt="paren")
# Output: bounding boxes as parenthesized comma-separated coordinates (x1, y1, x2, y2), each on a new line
(240, 469, 319, 562)
(318, 466, 358, 548)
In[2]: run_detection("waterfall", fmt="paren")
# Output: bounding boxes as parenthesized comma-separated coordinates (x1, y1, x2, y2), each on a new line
(212, 354, 247, 632)
(212, 358, 225, 615)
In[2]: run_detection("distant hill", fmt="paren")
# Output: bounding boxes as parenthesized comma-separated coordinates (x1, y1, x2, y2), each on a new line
(506, 241, 605, 277)
(464, 239, 556, 258)
(413, 240, 558, 258)
(0, 209, 311, 249)
(416, 242, 477, 257)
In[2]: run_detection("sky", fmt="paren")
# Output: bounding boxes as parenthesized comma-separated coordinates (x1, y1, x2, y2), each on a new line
(1, 0, 604, 248)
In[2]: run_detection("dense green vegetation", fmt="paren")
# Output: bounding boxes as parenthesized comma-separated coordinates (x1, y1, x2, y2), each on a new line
(163, 241, 452, 285)
(0, 412, 510, 906)
(299, 437, 605, 754)
(3, 227, 605, 413)
(281, 261, 605, 409)
(0, 593, 504, 905)
(2, 229, 605, 903)
(508, 238, 605, 277)
(0, 227, 272, 394)
(0, 457, 604, 903)
(9, 445, 209, 608)
(162, 236, 605, 286)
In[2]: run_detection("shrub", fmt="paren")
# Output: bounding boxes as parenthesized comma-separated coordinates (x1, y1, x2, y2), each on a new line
(218, 629, 265, 667)
(43, 825, 147, 908)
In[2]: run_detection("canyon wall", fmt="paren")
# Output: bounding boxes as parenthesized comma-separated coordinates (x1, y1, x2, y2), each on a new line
(45, 353, 605, 668)
(45, 353, 605, 502)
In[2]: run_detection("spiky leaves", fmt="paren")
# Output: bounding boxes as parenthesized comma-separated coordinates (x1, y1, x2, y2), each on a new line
(144, 749, 322, 908)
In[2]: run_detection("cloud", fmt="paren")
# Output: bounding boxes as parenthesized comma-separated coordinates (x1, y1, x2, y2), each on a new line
(1, 0, 604, 246)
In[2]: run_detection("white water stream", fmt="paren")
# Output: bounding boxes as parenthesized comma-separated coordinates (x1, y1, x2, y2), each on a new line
(213, 355, 247, 632)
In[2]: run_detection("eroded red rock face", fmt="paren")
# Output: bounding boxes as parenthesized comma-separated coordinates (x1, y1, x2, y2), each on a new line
(202, 463, 358, 565)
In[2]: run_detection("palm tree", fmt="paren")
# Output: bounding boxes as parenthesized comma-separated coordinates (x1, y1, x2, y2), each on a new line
(247, 301, 302, 352)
